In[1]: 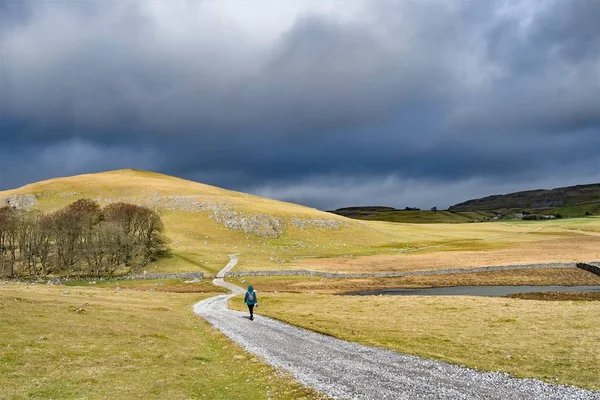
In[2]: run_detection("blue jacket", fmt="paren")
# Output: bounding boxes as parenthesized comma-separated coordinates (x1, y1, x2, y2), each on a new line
(244, 285, 258, 305)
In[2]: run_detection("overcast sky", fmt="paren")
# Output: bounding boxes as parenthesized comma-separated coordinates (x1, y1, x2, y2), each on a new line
(1, 0, 599, 209)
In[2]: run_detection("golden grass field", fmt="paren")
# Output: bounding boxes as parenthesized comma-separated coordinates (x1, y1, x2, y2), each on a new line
(0, 283, 324, 400)
(230, 292, 600, 390)
(3, 169, 600, 274)
(289, 227, 600, 273)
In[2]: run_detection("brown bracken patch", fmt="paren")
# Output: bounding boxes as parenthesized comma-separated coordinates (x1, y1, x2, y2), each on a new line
(506, 292, 600, 301)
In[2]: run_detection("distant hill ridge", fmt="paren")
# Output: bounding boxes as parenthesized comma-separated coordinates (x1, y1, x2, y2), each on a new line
(450, 183, 600, 212)
(329, 183, 600, 223)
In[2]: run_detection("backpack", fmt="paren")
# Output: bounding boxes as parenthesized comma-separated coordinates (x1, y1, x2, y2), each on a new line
(248, 292, 255, 301)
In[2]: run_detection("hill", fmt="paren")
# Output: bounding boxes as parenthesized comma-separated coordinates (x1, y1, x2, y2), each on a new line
(329, 206, 494, 223)
(5, 170, 599, 275)
(449, 183, 600, 217)
(0, 169, 409, 273)
(329, 183, 600, 222)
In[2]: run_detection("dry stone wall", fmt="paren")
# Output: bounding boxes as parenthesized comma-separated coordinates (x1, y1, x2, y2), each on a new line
(225, 262, 582, 279)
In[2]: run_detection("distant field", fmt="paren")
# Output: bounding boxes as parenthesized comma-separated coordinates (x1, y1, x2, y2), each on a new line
(329, 209, 494, 223)
(230, 293, 600, 390)
(331, 183, 600, 222)
(0, 284, 322, 399)
(288, 220, 600, 274)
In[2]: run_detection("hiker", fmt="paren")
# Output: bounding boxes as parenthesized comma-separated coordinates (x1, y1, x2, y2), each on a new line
(244, 285, 258, 320)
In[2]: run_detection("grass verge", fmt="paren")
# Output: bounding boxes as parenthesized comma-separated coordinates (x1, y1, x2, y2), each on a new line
(0, 284, 325, 399)
(230, 293, 600, 390)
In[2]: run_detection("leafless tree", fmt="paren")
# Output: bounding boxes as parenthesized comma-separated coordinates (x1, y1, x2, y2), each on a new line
(0, 207, 18, 277)
(0, 199, 166, 278)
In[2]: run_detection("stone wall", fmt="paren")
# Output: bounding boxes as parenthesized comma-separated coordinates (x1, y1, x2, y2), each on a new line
(3, 272, 204, 285)
(224, 262, 580, 279)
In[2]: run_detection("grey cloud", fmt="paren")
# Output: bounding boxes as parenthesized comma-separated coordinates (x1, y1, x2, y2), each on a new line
(0, 0, 598, 209)
(0, 139, 158, 190)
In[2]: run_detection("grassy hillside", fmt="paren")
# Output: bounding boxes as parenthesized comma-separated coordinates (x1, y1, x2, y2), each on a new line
(449, 183, 600, 217)
(3, 170, 600, 274)
(0, 169, 411, 273)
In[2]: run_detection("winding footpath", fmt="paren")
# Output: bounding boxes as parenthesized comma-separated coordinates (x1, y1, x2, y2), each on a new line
(194, 255, 600, 400)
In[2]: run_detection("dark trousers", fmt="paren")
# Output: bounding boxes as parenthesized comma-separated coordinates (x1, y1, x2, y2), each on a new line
(247, 304, 254, 318)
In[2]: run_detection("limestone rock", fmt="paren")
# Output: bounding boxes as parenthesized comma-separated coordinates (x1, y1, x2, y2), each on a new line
(1, 194, 37, 209)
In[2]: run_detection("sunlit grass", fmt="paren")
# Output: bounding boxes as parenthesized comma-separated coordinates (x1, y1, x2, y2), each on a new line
(230, 293, 600, 390)
(0, 284, 324, 399)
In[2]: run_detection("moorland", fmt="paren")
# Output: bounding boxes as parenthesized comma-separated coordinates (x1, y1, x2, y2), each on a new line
(2, 169, 599, 396)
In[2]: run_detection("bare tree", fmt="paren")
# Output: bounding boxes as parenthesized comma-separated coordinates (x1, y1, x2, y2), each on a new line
(0, 207, 18, 277)
(106, 203, 166, 264)
(82, 222, 127, 276)
(32, 214, 53, 276)
(17, 210, 37, 276)
(49, 199, 100, 272)
(1, 198, 166, 278)
(104, 203, 139, 263)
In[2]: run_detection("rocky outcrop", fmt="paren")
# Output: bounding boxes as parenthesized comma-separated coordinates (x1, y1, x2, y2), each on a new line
(291, 218, 346, 230)
(1, 194, 37, 209)
(211, 209, 285, 238)
(210, 209, 350, 237)
(94, 194, 222, 213)
(21, 188, 349, 238)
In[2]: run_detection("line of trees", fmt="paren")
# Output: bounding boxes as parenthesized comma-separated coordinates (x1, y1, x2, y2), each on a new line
(0, 199, 166, 278)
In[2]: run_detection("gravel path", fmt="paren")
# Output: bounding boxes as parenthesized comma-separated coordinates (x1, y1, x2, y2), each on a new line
(194, 255, 600, 400)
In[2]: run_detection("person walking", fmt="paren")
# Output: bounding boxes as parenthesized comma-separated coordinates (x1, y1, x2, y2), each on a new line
(244, 285, 258, 320)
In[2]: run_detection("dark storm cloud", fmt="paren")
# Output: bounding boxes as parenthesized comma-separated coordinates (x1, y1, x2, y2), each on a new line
(0, 0, 598, 209)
